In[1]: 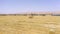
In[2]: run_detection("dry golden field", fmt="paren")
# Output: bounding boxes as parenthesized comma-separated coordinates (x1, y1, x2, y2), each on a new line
(0, 16, 60, 34)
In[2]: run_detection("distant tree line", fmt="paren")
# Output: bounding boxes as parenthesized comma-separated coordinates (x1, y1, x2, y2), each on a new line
(0, 14, 60, 16)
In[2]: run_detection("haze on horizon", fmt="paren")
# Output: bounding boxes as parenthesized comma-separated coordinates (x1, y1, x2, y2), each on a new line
(0, 0, 60, 14)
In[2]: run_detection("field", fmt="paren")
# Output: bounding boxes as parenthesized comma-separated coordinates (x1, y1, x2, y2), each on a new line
(0, 16, 60, 34)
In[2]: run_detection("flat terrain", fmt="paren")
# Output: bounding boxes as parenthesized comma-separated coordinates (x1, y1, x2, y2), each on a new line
(0, 16, 60, 34)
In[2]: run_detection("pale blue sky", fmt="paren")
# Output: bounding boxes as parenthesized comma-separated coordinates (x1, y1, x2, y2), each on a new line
(0, 0, 60, 14)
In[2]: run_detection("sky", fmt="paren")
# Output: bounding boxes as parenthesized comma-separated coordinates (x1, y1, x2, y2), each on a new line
(0, 0, 60, 14)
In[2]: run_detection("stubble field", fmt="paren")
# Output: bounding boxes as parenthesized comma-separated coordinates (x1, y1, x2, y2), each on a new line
(0, 16, 60, 34)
